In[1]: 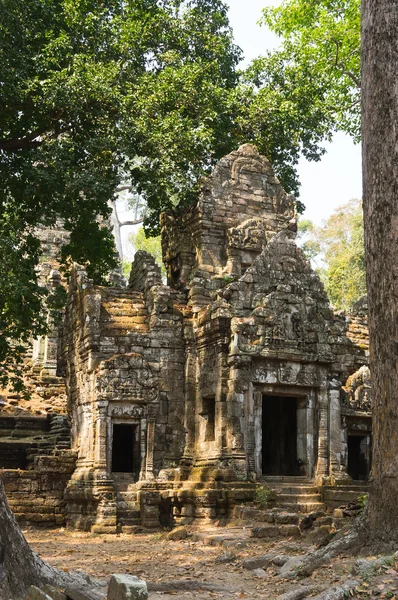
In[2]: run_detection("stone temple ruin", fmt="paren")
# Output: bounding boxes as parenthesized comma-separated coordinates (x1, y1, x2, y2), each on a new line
(0, 144, 372, 531)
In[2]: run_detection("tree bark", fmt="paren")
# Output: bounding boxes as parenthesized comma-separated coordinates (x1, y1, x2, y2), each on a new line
(361, 1, 398, 541)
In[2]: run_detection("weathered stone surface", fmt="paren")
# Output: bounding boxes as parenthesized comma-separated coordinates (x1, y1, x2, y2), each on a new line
(107, 575, 148, 600)
(26, 586, 53, 600)
(242, 554, 274, 570)
(3, 144, 372, 532)
(251, 525, 279, 539)
(165, 526, 188, 541)
(251, 568, 267, 578)
(42, 584, 68, 600)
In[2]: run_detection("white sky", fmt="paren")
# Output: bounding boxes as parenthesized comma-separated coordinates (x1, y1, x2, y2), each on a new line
(226, 0, 362, 225)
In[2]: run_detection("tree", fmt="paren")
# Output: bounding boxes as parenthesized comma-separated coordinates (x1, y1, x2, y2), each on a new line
(298, 199, 366, 311)
(244, 0, 360, 184)
(362, 0, 398, 542)
(2, 0, 363, 392)
(0, 0, 242, 390)
(123, 227, 165, 278)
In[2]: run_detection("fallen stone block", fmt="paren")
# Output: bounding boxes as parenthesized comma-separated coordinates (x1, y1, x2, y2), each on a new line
(251, 525, 279, 538)
(274, 512, 299, 525)
(278, 525, 301, 537)
(214, 551, 237, 563)
(242, 554, 274, 570)
(107, 575, 148, 600)
(26, 586, 53, 600)
(252, 568, 267, 578)
(165, 526, 188, 541)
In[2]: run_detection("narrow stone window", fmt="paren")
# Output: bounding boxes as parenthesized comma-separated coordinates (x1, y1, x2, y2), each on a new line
(203, 397, 216, 442)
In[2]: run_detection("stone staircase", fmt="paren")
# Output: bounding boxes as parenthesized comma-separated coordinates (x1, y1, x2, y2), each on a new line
(262, 477, 326, 513)
(323, 481, 368, 510)
(113, 477, 141, 532)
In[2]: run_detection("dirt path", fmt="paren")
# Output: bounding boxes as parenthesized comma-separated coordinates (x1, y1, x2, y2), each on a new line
(24, 525, 360, 599)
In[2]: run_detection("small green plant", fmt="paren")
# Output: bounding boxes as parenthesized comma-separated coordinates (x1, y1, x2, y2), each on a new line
(254, 485, 277, 508)
(223, 274, 236, 284)
(357, 493, 368, 511)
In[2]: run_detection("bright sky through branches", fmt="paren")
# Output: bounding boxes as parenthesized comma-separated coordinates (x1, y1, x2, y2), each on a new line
(226, 0, 362, 226)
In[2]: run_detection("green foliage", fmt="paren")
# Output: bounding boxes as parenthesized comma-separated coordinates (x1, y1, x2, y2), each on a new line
(254, 485, 277, 508)
(297, 219, 321, 261)
(0, 0, 240, 389)
(357, 493, 368, 512)
(298, 199, 366, 311)
(129, 227, 166, 278)
(241, 0, 361, 195)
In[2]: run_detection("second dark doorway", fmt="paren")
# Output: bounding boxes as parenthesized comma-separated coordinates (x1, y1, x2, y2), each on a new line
(111, 423, 140, 479)
(262, 395, 298, 476)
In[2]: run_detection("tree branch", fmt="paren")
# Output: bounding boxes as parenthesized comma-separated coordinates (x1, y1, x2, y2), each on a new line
(0, 129, 45, 151)
(119, 219, 143, 227)
(116, 184, 132, 193)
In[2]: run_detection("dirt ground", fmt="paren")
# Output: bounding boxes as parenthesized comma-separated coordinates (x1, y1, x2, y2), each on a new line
(23, 524, 398, 599)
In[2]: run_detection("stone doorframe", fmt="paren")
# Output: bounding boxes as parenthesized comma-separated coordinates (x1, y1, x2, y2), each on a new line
(105, 404, 158, 481)
(246, 383, 316, 480)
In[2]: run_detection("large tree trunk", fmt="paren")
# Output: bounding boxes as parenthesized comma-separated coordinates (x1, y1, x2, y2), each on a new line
(361, 1, 398, 541)
(0, 481, 57, 599)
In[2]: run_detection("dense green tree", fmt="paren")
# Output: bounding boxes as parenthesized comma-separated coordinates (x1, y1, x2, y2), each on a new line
(0, 0, 364, 391)
(0, 0, 241, 389)
(247, 0, 360, 161)
(298, 199, 366, 311)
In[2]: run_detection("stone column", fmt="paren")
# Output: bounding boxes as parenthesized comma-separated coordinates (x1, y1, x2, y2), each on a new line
(245, 385, 259, 476)
(328, 379, 345, 483)
(94, 401, 109, 478)
(145, 405, 158, 480)
(42, 269, 62, 376)
(316, 369, 329, 482)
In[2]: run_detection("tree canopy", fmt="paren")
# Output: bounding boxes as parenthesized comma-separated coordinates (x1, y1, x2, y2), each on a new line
(251, 0, 360, 147)
(298, 198, 366, 312)
(0, 0, 242, 389)
(0, 0, 364, 390)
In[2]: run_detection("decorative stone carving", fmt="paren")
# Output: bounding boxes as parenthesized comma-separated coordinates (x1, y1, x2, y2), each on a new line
(343, 365, 372, 412)
(110, 405, 146, 418)
(96, 353, 158, 403)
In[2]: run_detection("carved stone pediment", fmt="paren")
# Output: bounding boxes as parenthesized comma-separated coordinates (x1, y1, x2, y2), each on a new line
(96, 353, 158, 403)
(343, 365, 371, 412)
(227, 218, 268, 252)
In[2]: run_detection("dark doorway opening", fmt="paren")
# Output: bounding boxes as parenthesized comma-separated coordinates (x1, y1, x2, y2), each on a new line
(262, 395, 299, 476)
(112, 423, 140, 479)
(347, 434, 370, 480)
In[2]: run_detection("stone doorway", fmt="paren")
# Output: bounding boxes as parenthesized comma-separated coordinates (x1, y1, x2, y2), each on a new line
(111, 423, 141, 479)
(262, 395, 300, 476)
(347, 433, 371, 480)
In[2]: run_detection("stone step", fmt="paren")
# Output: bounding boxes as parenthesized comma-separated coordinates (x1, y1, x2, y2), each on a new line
(274, 485, 320, 495)
(101, 289, 144, 300)
(277, 493, 322, 504)
(118, 517, 141, 527)
(323, 488, 368, 509)
(261, 476, 311, 483)
(278, 502, 326, 513)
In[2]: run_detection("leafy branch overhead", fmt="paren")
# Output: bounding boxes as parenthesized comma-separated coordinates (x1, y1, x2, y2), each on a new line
(0, 0, 362, 390)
